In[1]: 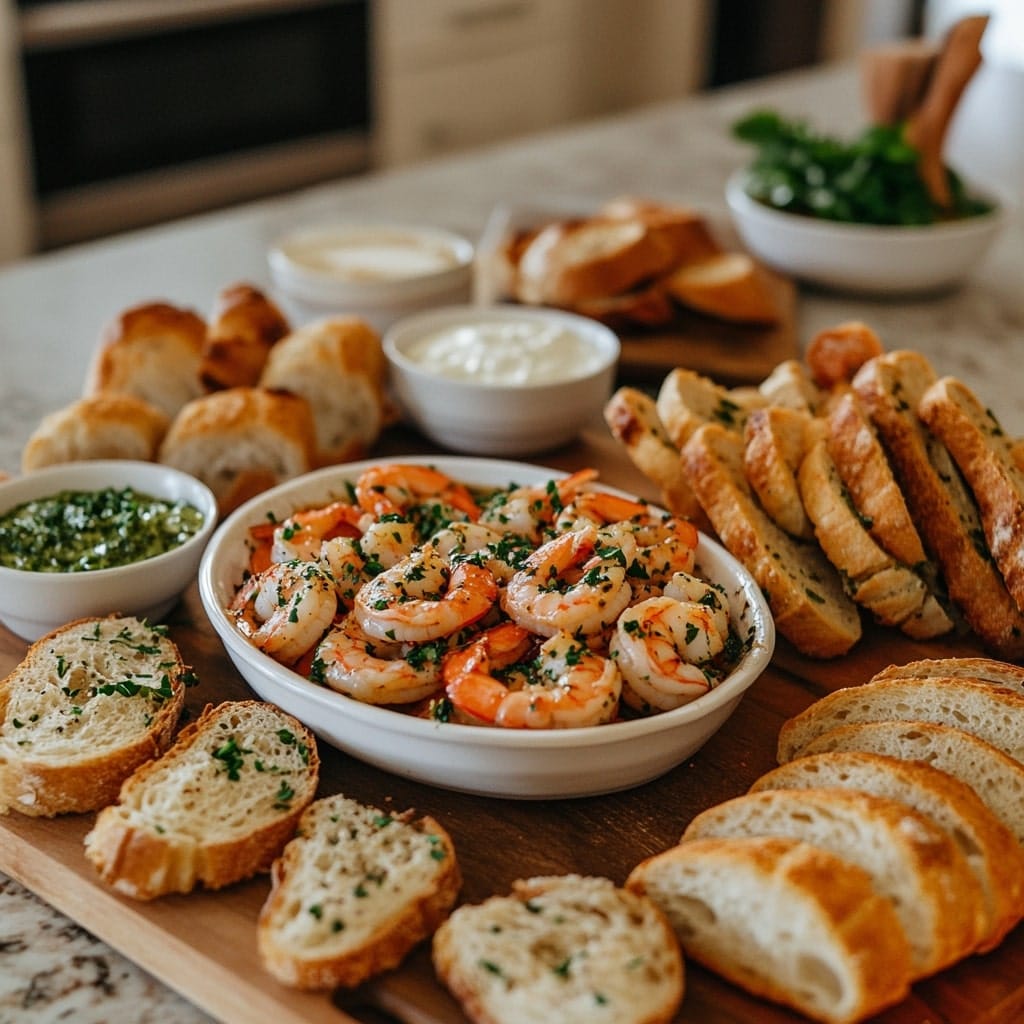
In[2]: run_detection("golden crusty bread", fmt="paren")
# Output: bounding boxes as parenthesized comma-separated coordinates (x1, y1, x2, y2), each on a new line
(680, 787, 986, 978)
(743, 405, 814, 539)
(804, 321, 885, 391)
(433, 874, 684, 1024)
(259, 316, 390, 466)
(158, 387, 317, 516)
(600, 195, 722, 266)
(84, 301, 206, 419)
(627, 835, 912, 1024)
(199, 282, 290, 392)
(0, 617, 188, 817)
(918, 375, 1024, 614)
(750, 751, 1024, 952)
(655, 367, 766, 448)
(569, 281, 676, 330)
(258, 794, 460, 990)
(21, 393, 170, 473)
(661, 252, 782, 325)
(757, 357, 822, 413)
(84, 700, 319, 900)
(853, 351, 1024, 659)
(681, 422, 862, 658)
(869, 656, 1024, 690)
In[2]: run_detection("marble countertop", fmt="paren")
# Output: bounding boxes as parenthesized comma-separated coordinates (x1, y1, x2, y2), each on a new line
(0, 61, 1021, 1023)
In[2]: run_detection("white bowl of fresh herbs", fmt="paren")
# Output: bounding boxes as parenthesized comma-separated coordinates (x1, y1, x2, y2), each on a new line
(726, 110, 1007, 295)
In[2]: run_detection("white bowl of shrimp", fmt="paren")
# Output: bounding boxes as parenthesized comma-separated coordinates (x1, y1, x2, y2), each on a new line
(198, 456, 774, 799)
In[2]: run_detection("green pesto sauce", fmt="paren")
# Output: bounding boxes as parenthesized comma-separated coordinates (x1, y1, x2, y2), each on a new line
(0, 486, 205, 572)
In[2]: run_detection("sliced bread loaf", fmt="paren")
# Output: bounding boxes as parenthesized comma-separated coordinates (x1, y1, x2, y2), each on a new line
(869, 656, 1024, 690)
(258, 794, 460, 990)
(680, 788, 986, 977)
(750, 751, 1024, 951)
(743, 405, 814, 539)
(0, 616, 188, 817)
(433, 874, 683, 1024)
(656, 367, 764, 448)
(84, 700, 319, 899)
(776, 677, 1024, 765)
(918, 375, 1024, 613)
(681, 423, 861, 658)
(627, 835, 912, 1024)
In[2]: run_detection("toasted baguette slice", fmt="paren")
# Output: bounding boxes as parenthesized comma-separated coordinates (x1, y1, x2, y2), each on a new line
(570, 281, 675, 330)
(602, 386, 705, 525)
(655, 367, 765, 448)
(682, 423, 861, 658)
(662, 252, 782, 325)
(869, 656, 1024, 690)
(600, 196, 722, 266)
(853, 351, 1024, 659)
(84, 700, 319, 900)
(258, 794, 460, 990)
(743, 406, 814, 539)
(758, 358, 822, 414)
(433, 874, 683, 1024)
(804, 321, 884, 391)
(751, 752, 1024, 951)
(680, 788, 985, 977)
(777, 677, 1024, 766)
(796, 720, 1024, 846)
(0, 617, 188, 817)
(627, 836, 912, 1024)
(918, 376, 1024, 613)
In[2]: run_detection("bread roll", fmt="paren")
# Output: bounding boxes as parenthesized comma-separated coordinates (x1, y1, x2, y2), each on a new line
(84, 301, 206, 419)
(259, 316, 388, 466)
(21, 393, 170, 473)
(200, 282, 290, 391)
(158, 387, 317, 515)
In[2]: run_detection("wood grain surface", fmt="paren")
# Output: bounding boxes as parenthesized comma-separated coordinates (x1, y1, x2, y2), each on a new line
(1, 425, 1021, 1024)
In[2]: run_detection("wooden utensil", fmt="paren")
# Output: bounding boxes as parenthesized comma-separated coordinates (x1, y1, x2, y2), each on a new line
(860, 38, 939, 126)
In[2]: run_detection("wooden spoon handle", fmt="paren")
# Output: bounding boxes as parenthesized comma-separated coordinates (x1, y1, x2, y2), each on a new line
(860, 39, 938, 126)
(905, 14, 989, 208)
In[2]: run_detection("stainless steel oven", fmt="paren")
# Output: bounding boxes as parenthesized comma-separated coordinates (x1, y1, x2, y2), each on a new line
(14, 0, 372, 249)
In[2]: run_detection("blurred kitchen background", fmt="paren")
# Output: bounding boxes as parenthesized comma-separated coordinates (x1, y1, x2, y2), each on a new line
(0, 0, 1016, 264)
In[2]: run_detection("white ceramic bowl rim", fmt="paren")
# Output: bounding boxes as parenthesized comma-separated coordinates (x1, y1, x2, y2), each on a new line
(383, 303, 622, 391)
(726, 168, 1007, 239)
(199, 456, 774, 750)
(268, 222, 475, 305)
(0, 460, 218, 582)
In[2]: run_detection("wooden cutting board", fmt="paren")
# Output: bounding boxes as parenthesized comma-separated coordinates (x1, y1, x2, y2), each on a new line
(2, 431, 1022, 1024)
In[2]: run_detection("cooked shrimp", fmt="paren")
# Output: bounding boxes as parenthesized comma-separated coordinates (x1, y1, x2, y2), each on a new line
(313, 615, 444, 705)
(353, 545, 498, 643)
(610, 595, 721, 712)
(502, 525, 633, 637)
(805, 321, 884, 390)
(319, 536, 370, 608)
(270, 500, 363, 563)
(442, 622, 537, 724)
(489, 631, 622, 729)
(358, 517, 420, 570)
(478, 468, 598, 542)
(355, 463, 480, 521)
(427, 522, 533, 582)
(664, 571, 730, 642)
(231, 560, 337, 665)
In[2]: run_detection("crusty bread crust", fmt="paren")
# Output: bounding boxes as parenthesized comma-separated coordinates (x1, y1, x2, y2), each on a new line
(680, 788, 986, 977)
(662, 252, 782, 325)
(0, 617, 188, 817)
(751, 751, 1024, 951)
(744, 405, 814, 539)
(805, 321, 884, 390)
(84, 700, 319, 900)
(869, 656, 1024, 690)
(918, 376, 1024, 614)
(656, 367, 765, 448)
(600, 196, 722, 266)
(853, 352, 1024, 659)
(21, 393, 170, 473)
(627, 835, 912, 1024)
(258, 795, 460, 990)
(569, 281, 675, 329)
(682, 423, 861, 658)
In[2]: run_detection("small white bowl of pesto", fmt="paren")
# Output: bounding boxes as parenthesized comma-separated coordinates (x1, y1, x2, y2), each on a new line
(0, 461, 217, 641)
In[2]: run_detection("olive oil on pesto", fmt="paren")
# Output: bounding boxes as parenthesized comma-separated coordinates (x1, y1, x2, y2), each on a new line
(0, 486, 204, 572)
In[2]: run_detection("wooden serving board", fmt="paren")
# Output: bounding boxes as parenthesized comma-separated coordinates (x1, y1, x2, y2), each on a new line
(2, 431, 1023, 1024)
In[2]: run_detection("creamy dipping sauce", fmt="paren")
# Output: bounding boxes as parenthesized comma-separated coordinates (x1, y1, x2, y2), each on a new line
(404, 319, 605, 385)
(281, 230, 462, 283)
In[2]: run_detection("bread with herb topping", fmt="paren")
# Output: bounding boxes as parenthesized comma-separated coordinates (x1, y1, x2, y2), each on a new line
(0, 616, 189, 817)
(433, 873, 684, 1024)
(258, 793, 460, 989)
(627, 835, 912, 1024)
(656, 367, 766, 449)
(84, 700, 319, 900)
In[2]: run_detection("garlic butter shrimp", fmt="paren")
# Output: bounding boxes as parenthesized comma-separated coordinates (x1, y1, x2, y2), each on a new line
(353, 545, 498, 643)
(270, 500, 363, 563)
(355, 463, 479, 521)
(445, 629, 621, 729)
(664, 571, 730, 641)
(231, 560, 337, 665)
(313, 615, 444, 705)
(478, 468, 598, 542)
(427, 522, 534, 583)
(502, 525, 633, 637)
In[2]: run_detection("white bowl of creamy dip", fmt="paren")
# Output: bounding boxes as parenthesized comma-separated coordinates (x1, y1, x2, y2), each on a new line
(383, 304, 620, 456)
(268, 223, 475, 333)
